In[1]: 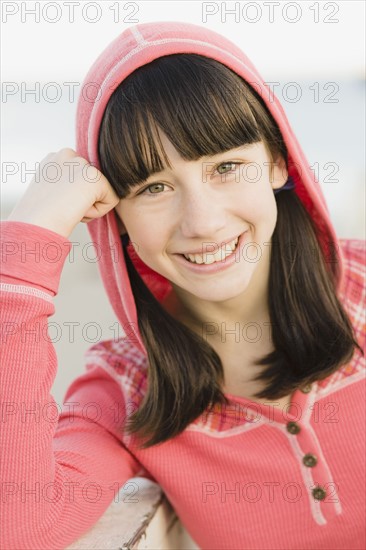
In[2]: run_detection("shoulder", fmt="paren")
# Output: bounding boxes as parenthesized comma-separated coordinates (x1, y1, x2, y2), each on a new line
(338, 238, 365, 273)
(337, 238, 365, 327)
(84, 337, 149, 405)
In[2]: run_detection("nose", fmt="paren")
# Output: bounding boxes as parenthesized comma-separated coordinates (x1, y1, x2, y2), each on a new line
(179, 187, 227, 239)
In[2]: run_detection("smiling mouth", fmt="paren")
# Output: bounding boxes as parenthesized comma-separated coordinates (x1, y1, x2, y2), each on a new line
(182, 236, 240, 265)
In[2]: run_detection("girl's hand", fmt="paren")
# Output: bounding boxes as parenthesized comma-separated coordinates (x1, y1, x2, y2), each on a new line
(7, 148, 120, 239)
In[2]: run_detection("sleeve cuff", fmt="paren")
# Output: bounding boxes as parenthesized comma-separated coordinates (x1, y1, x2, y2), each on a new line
(0, 221, 73, 296)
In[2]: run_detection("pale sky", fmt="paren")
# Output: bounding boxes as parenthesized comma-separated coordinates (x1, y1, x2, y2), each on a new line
(1, 0, 365, 81)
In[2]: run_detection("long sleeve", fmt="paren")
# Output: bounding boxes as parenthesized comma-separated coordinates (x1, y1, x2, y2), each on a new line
(0, 222, 144, 550)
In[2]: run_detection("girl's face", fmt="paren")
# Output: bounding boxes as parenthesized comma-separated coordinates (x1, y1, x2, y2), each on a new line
(115, 130, 288, 303)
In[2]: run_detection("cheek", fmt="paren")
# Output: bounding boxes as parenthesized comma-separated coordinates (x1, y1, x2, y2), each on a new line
(117, 203, 173, 265)
(241, 194, 278, 240)
(131, 223, 169, 265)
(240, 189, 276, 220)
(115, 208, 154, 249)
(260, 197, 279, 235)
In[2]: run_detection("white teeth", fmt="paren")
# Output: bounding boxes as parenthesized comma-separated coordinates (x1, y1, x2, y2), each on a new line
(183, 236, 239, 265)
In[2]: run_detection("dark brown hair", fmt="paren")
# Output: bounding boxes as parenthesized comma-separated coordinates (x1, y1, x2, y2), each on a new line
(98, 54, 363, 449)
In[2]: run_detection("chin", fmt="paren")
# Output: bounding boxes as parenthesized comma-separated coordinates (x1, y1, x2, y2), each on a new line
(188, 278, 253, 303)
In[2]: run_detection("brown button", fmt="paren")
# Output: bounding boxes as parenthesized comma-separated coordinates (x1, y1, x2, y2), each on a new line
(286, 421, 301, 435)
(300, 383, 312, 394)
(303, 453, 318, 467)
(312, 487, 326, 500)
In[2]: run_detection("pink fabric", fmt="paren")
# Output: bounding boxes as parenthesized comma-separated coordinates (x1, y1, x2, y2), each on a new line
(1, 21, 365, 550)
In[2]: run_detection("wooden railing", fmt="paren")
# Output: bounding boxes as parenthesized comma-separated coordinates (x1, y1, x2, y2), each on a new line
(66, 477, 198, 549)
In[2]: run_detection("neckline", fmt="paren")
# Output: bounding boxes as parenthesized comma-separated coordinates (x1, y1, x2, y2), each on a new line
(221, 385, 315, 424)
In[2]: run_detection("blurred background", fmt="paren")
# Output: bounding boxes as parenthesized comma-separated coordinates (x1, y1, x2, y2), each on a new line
(2, 0, 365, 405)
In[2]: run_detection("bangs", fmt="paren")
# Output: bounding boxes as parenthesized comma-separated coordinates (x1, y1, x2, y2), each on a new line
(98, 54, 285, 198)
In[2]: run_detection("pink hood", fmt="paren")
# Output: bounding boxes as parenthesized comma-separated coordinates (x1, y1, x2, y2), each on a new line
(75, 21, 345, 355)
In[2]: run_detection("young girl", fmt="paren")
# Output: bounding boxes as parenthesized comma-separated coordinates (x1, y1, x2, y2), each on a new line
(1, 21, 365, 550)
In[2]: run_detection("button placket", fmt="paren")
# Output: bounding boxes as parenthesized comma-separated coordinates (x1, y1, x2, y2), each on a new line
(274, 384, 341, 523)
(286, 421, 301, 435)
(303, 453, 318, 468)
(312, 486, 327, 501)
(284, 412, 342, 524)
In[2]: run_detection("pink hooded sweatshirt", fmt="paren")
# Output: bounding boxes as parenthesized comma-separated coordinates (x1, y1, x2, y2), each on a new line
(1, 21, 365, 550)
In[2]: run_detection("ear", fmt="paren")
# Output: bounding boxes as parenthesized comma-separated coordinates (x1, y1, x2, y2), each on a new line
(271, 156, 288, 192)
